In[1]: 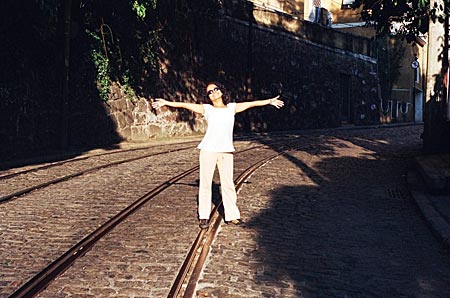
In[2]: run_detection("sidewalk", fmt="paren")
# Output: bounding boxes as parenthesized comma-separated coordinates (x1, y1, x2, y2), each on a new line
(408, 154, 450, 248)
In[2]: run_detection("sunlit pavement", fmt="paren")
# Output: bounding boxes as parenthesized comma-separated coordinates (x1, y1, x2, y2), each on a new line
(2, 124, 450, 297)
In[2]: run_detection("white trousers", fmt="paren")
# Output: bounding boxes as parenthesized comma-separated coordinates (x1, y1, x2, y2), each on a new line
(198, 150, 241, 221)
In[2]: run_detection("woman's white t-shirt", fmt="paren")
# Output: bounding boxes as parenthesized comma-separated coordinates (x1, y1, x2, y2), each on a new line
(197, 103, 236, 152)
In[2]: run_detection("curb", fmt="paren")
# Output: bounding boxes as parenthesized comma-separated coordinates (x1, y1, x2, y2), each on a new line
(407, 171, 450, 249)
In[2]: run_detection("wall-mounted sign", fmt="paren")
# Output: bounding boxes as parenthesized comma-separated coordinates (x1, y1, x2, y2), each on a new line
(342, 0, 355, 8)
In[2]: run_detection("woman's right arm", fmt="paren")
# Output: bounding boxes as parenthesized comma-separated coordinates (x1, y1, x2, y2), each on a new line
(152, 98, 205, 114)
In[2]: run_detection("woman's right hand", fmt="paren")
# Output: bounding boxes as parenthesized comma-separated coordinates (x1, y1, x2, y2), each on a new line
(152, 98, 167, 109)
(269, 95, 284, 109)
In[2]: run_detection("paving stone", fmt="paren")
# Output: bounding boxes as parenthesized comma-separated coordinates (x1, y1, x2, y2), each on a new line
(2, 126, 450, 297)
(197, 125, 450, 297)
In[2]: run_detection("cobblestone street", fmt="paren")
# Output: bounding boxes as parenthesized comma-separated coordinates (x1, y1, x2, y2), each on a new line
(197, 125, 450, 297)
(1, 124, 450, 297)
(4, 1, 450, 297)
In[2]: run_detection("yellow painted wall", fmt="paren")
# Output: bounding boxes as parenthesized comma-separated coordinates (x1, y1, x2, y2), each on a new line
(259, 0, 363, 23)
(323, 0, 362, 23)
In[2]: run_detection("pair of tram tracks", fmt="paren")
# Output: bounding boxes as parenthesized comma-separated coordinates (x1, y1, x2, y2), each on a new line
(0, 135, 283, 204)
(0, 141, 201, 180)
(0, 133, 294, 181)
(0, 134, 273, 181)
(0, 135, 297, 204)
(8, 145, 290, 298)
(0, 143, 200, 203)
(169, 150, 286, 298)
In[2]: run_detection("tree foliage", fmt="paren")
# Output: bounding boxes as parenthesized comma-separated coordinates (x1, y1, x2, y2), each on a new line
(0, 0, 164, 156)
(132, 0, 157, 20)
(84, 0, 161, 100)
(29, 0, 161, 101)
(353, 0, 446, 42)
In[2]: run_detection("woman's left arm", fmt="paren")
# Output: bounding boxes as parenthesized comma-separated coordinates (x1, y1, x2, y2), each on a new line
(235, 95, 284, 113)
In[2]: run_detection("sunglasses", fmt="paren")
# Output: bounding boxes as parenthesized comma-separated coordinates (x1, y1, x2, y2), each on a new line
(207, 87, 220, 95)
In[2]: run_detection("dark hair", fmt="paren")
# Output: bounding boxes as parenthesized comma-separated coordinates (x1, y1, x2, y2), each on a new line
(205, 82, 230, 104)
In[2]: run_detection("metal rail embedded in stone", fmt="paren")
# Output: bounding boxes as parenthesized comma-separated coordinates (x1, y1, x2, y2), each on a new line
(168, 150, 287, 298)
(8, 165, 200, 298)
(0, 144, 197, 204)
(0, 141, 200, 180)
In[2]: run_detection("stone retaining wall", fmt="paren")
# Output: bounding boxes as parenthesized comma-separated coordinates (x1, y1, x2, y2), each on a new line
(0, 5, 379, 160)
(105, 83, 207, 141)
(105, 14, 378, 141)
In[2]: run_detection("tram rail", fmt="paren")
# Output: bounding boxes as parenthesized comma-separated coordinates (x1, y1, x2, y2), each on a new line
(5, 142, 295, 298)
(0, 141, 201, 180)
(0, 144, 198, 204)
(0, 135, 298, 204)
(169, 150, 287, 298)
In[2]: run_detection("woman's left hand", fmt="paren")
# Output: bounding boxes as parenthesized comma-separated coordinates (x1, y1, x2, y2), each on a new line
(269, 95, 284, 109)
(152, 98, 167, 109)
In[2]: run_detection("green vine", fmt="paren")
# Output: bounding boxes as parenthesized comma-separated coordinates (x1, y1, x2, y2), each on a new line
(83, 1, 159, 102)
(132, 0, 157, 20)
(87, 30, 111, 101)
(121, 72, 137, 101)
(141, 31, 160, 68)
(92, 49, 111, 101)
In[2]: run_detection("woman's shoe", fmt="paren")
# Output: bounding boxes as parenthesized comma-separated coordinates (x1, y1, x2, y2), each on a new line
(199, 219, 209, 229)
(225, 219, 244, 226)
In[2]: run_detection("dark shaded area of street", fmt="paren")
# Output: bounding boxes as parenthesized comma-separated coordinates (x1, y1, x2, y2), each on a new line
(199, 124, 450, 297)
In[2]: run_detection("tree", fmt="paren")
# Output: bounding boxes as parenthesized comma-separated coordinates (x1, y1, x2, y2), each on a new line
(353, 0, 436, 41)
(354, 0, 450, 153)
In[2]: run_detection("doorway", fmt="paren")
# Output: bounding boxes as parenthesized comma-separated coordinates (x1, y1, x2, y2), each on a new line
(340, 74, 353, 124)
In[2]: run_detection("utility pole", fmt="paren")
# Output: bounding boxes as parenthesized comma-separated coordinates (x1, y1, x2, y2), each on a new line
(411, 54, 419, 123)
(246, 2, 253, 100)
(444, 0, 450, 122)
(61, 0, 72, 150)
(423, 0, 446, 153)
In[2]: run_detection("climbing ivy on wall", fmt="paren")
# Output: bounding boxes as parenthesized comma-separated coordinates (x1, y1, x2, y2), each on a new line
(0, 0, 165, 157)
(87, 30, 111, 101)
(132, 0, 157, 20)
(82, 0, 160, 101)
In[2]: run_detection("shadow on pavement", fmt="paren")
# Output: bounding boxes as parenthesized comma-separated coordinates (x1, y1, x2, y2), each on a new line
(245, 127, 450, 297)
